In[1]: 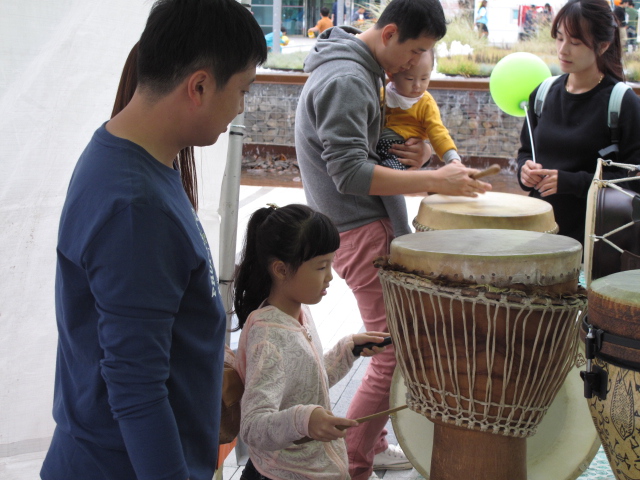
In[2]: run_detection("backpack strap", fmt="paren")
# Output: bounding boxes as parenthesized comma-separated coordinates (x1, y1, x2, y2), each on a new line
(534, 75, 561, 117)
(598, 82, 632, 158)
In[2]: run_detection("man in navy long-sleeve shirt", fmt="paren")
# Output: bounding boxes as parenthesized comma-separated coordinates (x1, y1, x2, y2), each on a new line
(40, 1, 267, 479)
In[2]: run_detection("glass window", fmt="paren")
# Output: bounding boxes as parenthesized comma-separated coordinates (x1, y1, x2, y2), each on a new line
(252, 5, 273, 33)
(283, 6, 305, 35)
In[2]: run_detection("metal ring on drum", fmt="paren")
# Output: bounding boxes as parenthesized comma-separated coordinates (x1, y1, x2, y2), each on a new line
(412, 191, 558, 234)
(378, 229, 587, 480)
(583, 270, 640, 480)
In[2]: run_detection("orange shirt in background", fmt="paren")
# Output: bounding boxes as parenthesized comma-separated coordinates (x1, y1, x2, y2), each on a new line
(316, 16, 333, 33)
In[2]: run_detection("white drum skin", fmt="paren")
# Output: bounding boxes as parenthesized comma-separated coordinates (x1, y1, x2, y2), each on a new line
(413, 192, 558, 234)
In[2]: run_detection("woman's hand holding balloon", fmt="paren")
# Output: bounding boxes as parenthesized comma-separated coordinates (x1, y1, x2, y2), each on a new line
(520, 160, 544, 188)
(534, 168, 558, 197)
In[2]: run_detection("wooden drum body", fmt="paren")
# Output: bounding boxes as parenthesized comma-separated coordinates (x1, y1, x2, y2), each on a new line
(584, 159, 640, 287)
(390, 359, 600, 480)
(585, 270, 640, 480)
(413, 192, 558, 234)
(379, 229, 586, 480)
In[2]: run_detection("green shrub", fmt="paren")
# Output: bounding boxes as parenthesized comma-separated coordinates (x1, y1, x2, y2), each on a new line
(437, 57, 481, 77)
(626, 60, 640, 82)
(263, 51, 308, 71)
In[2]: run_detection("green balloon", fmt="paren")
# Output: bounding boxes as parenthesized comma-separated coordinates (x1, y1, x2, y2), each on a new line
(490, 52, 551, 117)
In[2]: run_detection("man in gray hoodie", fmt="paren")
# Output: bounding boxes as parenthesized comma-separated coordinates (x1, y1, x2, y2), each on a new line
(295, 0, 491, 478)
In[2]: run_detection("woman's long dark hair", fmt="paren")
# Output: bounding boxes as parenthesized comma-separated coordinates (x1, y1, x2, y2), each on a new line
(233, 204, 340, 329)
(551, 0, 624, 82)
(111, 42, 199, 210)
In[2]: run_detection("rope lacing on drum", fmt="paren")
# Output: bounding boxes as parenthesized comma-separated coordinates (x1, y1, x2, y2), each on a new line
(374, 256, 587, 303)
(592, 160, 640, 254)
(411, 218, 559, 235)
(377, 266, 586, 438)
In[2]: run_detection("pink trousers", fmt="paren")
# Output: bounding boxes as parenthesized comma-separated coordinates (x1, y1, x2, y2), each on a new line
(333, 219, 396, 480)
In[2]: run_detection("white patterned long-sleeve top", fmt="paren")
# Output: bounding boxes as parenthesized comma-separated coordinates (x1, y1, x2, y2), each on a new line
(235, 304, 356, 480)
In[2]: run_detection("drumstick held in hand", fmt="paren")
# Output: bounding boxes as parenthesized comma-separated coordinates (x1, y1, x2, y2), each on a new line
(293, 405, 409, 445)
(470, 164, 501, 180)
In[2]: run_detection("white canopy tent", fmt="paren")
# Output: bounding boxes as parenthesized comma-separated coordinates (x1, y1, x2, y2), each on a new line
(0, 2, 233, 477)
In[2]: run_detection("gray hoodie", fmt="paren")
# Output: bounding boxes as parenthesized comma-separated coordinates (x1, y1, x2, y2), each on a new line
(294, 26, 411, 235)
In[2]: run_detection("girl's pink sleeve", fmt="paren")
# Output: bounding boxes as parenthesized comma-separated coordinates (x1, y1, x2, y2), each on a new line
(324, 334, 356, 388)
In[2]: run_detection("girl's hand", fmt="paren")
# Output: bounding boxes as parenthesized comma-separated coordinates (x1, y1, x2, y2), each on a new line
(534, 168, 559, 196)
(388, 138, 432, 169)
(353, 331, 389, 357)
(308, 408, 358, 442)
(520, 160, 545, 188)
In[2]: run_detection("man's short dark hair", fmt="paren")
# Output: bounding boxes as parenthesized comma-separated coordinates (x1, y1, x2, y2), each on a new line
(321, 6, 330, 16)
(376, 0, 447, 43)
(138, 0, 267, 96)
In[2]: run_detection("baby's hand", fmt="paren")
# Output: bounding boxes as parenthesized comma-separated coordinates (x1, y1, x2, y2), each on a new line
(308, 408, 358, 442)
(352, 332, 390, 357)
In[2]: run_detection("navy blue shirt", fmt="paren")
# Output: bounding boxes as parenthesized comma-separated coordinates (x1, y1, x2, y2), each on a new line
(42, 124, 226, 480)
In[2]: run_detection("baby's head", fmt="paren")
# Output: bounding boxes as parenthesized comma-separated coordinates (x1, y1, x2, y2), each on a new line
(390, 49, 434, 98)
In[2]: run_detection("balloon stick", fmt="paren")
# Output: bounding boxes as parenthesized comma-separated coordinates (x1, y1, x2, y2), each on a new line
(523, 104, 537, 164)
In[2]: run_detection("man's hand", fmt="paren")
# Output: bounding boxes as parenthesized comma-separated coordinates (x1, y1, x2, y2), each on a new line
(434, 162, 491, 197)
(388, 138, 432, 169)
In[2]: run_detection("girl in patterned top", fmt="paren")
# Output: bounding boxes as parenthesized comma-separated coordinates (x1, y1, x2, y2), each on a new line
(233, 204, 388, 480)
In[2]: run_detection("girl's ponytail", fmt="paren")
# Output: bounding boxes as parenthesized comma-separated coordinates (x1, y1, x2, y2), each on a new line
(233, 206, 276, 328)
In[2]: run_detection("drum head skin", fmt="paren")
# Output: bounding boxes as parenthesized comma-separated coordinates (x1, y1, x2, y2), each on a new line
(589, 270, 640, 307)
(414, 192, 558, 234)
(389, 230, 582, 290)
(390, 361, 600, 480)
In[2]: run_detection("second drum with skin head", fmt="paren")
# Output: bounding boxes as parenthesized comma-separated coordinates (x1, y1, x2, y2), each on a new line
(584, 270, 640, 480)
(378, 229, 586, 480)
(413, 191, 559, 234)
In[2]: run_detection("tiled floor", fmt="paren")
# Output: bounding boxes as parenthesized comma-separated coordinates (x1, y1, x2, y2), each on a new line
(221, 184, 617, 480)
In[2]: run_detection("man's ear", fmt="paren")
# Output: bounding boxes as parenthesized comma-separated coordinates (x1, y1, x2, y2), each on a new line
(381, 23, 399, 46)
(187, 70, 211, 106)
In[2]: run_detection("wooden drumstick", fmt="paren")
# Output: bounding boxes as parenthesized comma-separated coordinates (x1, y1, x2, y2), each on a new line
(471, 163, 501, 180)
(293, 405, 409, 445)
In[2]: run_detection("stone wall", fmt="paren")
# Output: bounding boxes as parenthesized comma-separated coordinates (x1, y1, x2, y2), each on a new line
(243, 77, 525, 160)
(244, 83, 298, 146)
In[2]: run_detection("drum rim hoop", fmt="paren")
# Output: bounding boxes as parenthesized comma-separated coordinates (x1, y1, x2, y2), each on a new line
(412, 218, 560, 235)
(376, 262, 587, 307)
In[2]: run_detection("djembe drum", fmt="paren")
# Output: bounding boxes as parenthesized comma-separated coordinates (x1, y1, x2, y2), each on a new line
(378, 229, 587, 480)
(390, 364, 600, 480)
(582, 270, 640, 480)
(413, 192, 558, 234)
(584, 158, 640, 287)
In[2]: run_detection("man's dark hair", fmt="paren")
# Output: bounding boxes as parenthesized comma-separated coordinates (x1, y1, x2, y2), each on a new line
(376, 0, 447, 43)
(321, 6, 330, 16)
(138, 0, 267, 96)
